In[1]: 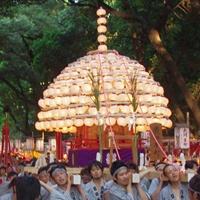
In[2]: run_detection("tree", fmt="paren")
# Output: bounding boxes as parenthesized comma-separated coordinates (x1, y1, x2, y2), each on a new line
(0, 0, 200, 136)
(66, 0, 200, 131)
(0, 0, 97, 137)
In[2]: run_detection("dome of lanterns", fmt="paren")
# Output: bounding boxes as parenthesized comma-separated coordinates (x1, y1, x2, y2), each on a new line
(35, 7, 172, 133)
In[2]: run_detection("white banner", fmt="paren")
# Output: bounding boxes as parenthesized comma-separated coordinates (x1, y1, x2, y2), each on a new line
(174, 126, 190, 149)
(36, 138, 44, 152)
(26, 138, 35, 150)
(140, 131, 150, 148)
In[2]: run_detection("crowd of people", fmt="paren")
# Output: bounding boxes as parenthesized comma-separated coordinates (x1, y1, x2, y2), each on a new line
(0, 159, 200, 200)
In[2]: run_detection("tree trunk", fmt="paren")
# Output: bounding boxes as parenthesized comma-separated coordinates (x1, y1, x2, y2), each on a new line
(148, 28, 200, 128)
(163, 74, 186, 123)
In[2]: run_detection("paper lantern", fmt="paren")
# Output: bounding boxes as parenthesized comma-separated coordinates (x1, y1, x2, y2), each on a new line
(98, 45, 108, 51)
(64, 119, 73, 127)
(136, 125, 147, 132)
(106, 117, 116, 126)
(97, 17, 107, 25)
(97, 25, 107, 33)
(104, 82, 112, 90)
(44, 121, 51, 129)
(68, 126, 77, 133)
(48, 138, 56, 152)
(96, 8, 106, 16)
(114, 81, 124, 90)
(57, 120, 65, 128)
(120, 105, 130, 114)
(74, 119, 84, 127)
(165, 120, 172, 128)
(55, 97, 62, 105)
(59, 109, 67, 118)
(82, 84, 92, 94)
(38, 99, 45, 108)
(61, 97, 70, 106)
(84, 118, 94, 126)
(76, 106, 88, 115)
(109, 106, 119, 114)
(118, 94, 129, 101)
(79, 96, 88, 104)
(88, 107, 98, 115)
(117, 117, 127, 127)
(70, 96, 79, 103)
(37, 112, 44, 120)
(70, 85, 80, 94)
(136, 118, 147, 125)
(99, 107, 107, 115)
(60, 87, 70, 95)
(68, 108, 76, 116)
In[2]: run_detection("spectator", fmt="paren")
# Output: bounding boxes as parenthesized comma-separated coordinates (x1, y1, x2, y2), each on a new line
(7, 171, 18, 181)
(159, 164, 189, 200)
(84, 161, 105, 200)
(0, 166, 7, 182)
(103, 160, 134, 200)
(197, 167, 200, 175)
(38, 166, 51, 200)
(127, 162, 150, 200)
(0, 176, 40, 200)
(80, 167, 91, 185)
(148, 162, 167, 200)
(44, 164, 87, 200)
(188, 174, 200, 200)
(38, 166, 50, 184)
(185, 160, 198, 171)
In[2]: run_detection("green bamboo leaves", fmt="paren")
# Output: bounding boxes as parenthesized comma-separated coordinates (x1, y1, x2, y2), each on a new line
(127, 73, 138, 112)
(88, 70, 101, 112)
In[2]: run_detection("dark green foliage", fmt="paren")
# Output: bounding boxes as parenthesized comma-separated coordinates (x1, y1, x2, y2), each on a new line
(0, 0, 200, 137)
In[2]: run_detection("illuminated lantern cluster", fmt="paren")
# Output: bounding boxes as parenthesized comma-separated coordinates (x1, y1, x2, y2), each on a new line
(35, 8, 172, 133)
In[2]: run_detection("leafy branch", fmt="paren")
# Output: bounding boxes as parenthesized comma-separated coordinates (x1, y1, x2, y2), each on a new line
(127, 72, 138, 112)
(88, 71, 101, 111)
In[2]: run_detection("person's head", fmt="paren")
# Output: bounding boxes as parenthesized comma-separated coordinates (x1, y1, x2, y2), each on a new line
(9, 176, 40, 200)
(50, 164, 68, 186)
(127, 162, 139, 174)
(0, 166, 6, 176)
(185, 160, 199, 171)
(80, 167, 92, 184)
(38, 166, 49, 183)
(155, 162, 166, 173)
(16, 163, 25, 174)
(6, 164, 13, 174)
(189, 174, 200, 200)
(88, 161, 104, 180)
(163, 164, 181, 183)
(7, 171, 18, 181)
(197, 167, 200, 175)
(110, 160, 129, 187)
(46, 162, 58, 173)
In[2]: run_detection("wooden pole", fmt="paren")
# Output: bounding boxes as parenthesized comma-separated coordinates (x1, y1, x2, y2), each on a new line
(109, 132, 113, 169)
(98, 125, 103, 163)
(55, 132, 63, 161)
(132, 125, 138, 164)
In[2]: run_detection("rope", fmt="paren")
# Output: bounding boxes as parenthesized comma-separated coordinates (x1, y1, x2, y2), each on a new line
(121, 54, 168, 159)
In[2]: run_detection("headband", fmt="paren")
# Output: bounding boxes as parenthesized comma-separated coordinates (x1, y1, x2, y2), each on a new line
(188, 185, 200, 195)
(113, 166, 128, 177)
(51, 168, 66, 177)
